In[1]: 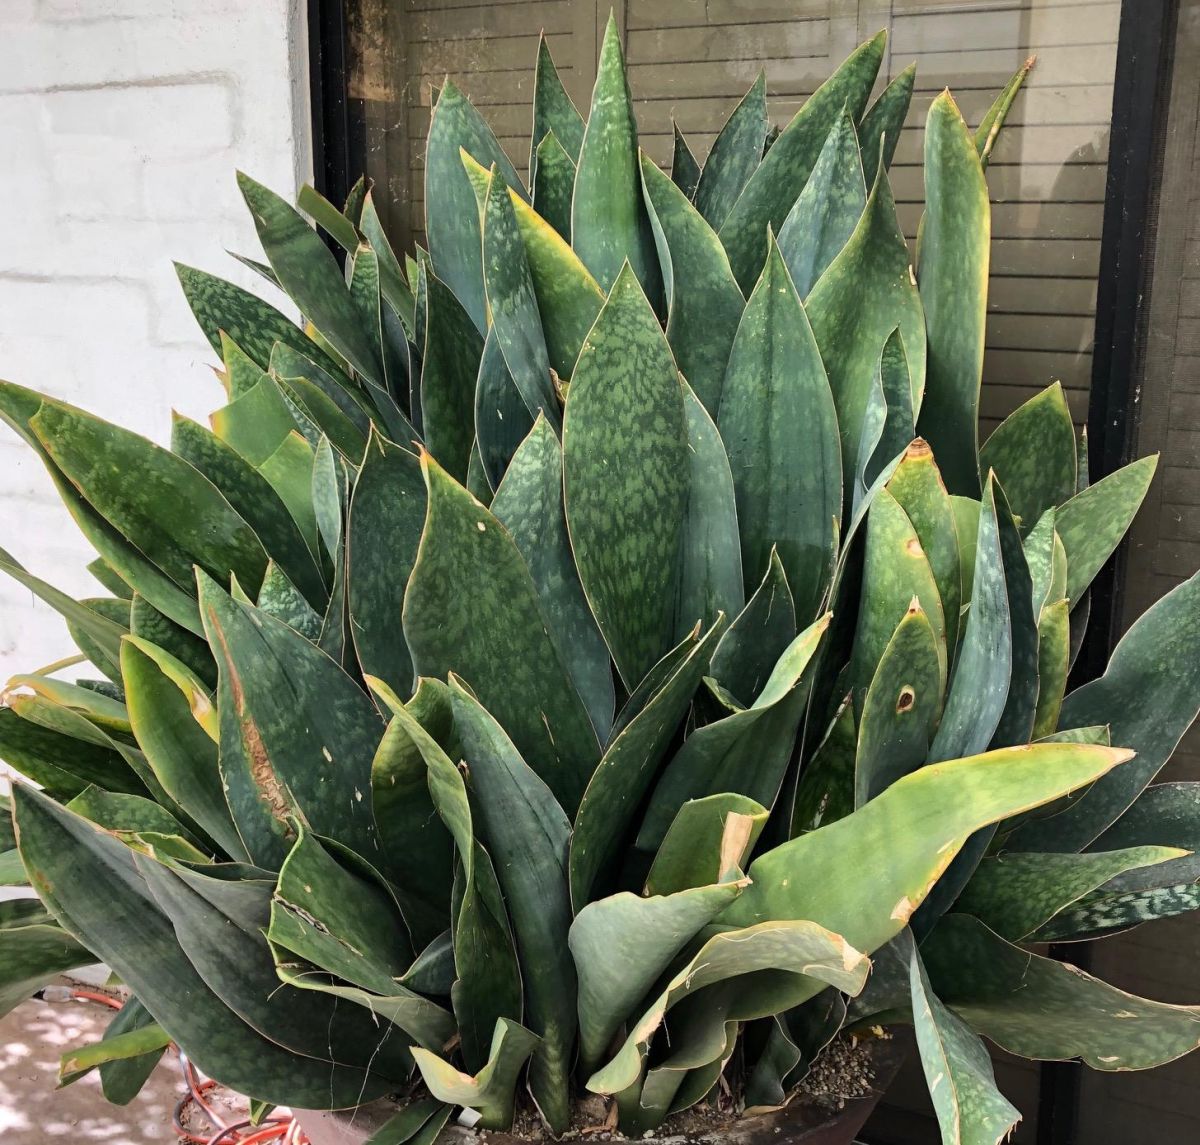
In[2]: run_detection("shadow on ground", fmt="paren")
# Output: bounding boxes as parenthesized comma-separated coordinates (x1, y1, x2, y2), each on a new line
(0, 982, 183, 1144)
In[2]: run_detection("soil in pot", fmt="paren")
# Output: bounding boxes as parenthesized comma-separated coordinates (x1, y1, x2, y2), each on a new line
(297, 1033, 906, 1145)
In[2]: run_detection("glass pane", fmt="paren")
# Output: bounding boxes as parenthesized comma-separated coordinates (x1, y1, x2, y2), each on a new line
(347, 0, 1120, 437)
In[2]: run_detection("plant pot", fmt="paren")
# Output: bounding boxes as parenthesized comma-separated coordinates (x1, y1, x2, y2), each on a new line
(296, 1036, 906, 1145)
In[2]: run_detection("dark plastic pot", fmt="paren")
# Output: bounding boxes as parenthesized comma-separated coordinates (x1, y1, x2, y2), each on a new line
(296, 1037, 905, 1145)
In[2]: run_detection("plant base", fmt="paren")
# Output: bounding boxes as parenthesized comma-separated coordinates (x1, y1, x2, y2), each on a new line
(296, 1037, 905, 1145)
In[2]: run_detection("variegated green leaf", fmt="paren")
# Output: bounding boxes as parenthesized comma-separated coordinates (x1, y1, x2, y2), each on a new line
(915, 92, 990, 497)
(693, 72, 766, 231)
(530, 34, 585, 176)
(425, 80, 526, 332)
(481, 165, 560, 428)
(403, 453, 599, 812)
(238, 173, 384, 386)
(639, 153, 745, 416)
(777, 110, 866, 298)
(719, 236, 840, 622)
(1056, 454, 1157, 604)
(718, 32, 885, 292)
(979, 383, 1076, 533)
(859, 64, 916, 187)
(491, 417, 614, 741)
(573, 14, 661, 301)
(958, 846, 1186, 943)
(563, 263, 689, 689)
(924, 913, 1200, 1070)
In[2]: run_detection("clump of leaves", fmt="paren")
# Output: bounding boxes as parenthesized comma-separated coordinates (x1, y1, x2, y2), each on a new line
(3, 21, 1199, 1145)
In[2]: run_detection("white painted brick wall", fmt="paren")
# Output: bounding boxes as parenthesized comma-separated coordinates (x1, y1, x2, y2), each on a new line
(0, 0, 311, 674)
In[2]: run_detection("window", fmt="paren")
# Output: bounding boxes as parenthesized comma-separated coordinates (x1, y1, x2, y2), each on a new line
(344, 0, 1120, 435)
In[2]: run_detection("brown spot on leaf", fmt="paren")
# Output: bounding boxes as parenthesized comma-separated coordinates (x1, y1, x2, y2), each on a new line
(207, 609, 296, 832)
(905, 438, 932, 459)
(896, 686, 916, 713)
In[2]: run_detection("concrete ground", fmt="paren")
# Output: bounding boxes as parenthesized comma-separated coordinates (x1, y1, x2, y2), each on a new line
(0, 983, 185, 1145)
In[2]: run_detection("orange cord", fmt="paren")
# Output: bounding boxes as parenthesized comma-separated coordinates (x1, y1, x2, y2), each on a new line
(58, 989, 309, 1145)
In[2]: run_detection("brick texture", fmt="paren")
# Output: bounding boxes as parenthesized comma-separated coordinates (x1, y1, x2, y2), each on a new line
(0, 0, 310, 672)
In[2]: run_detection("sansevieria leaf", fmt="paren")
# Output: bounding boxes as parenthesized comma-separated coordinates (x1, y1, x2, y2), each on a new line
(573, 14, 661, 302)
(719, 31, 885, 293)
(639, 154, 745, 417)
(915, 93, 990, 497)
(425, 81, 526, 333)
(403, 453, 599, 812)
(564, 264, 689, 689)
(719, 236, 841, 624)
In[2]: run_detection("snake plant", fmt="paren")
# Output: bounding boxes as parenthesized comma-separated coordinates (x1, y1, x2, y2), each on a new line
(3, 22, 1199, 1144)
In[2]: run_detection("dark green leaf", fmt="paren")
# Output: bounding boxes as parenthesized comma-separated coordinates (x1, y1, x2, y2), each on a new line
(1009, 570, 1200, 851)
(807, 169, 925, 504)
(718, 32, 885, 292)
(914, 92, 990, 497)
(572, 14, 661, 302)
(450, 683, 575, 1132)
(491, 417, 614, 741)
(198, 574, 384, 869)
(403, 453, 599, 812)
(570, 618, 725, 910)
(13, 786, 391, 1106)
(238, 173, 384, 386)
(639, 153, 745, 417)
(777, 110, 867, 298)
(709, 549, 797, 707)
(670, 123, 702, 200)
(563, 263, 689, 689)
(673, 381, 744, 642)
(425, 80, 526, 332)
(532, 130, 575, 241)
(639, 616, 827, 850)
(170, 414, 325, 608)
(347, 432, 425, 698)
(693, 73, 767, 231)
(859, 64, 916, 187)
(719, 236, 841, 622)
(474, 327, 534, 492)
(419, 265, 484, 482)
